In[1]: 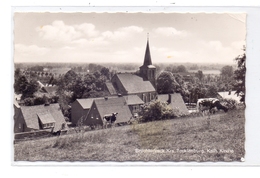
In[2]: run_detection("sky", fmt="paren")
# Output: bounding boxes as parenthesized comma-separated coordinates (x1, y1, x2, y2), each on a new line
(13, 12, 246, 64)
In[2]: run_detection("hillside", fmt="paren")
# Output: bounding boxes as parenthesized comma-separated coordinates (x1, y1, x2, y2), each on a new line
(14, 109, 245, 162)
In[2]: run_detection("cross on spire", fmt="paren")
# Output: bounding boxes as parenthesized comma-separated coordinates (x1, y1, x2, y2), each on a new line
(147, 33, 149, 41)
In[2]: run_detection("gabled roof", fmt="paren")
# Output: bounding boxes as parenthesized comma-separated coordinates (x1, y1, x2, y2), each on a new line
(218, 91, 241, 103)
(94, 97, 132, 123)
(115, 73, 155, 94)
(75, 96, 119, 110)
(157, 93, 189, 115)
(76, 98, 95, 109)
(105, 82, 117, 95)
(124, 95, 144, 105)
(20, 103, 66, 132)
(42, 86, 58, 94)
(37, 111, 56, 124)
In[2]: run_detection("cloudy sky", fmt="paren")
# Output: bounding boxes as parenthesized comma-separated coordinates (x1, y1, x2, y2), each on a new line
(14, 12, 246, 64)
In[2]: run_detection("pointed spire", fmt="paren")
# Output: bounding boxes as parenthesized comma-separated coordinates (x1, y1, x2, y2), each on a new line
(143, 33, 152, 66)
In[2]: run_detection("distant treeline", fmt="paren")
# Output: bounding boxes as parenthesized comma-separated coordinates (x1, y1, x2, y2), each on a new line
(14, 62, 235, 74)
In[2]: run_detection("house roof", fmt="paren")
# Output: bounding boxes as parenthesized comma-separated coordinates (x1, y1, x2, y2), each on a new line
(43, 86, 58, 94)
(217, 91, 241, 102)
(75, 96, 119, 110)
(76, 98, 95, 109)
(94, 97, 132, 123)
(157, 93, 189, 115)
(105, 82, 117, 95)
(124, 95, 144, 105)
(115, 73, 155, 94)
(20, 103, 66, 132)
(37, 111, 56, 124)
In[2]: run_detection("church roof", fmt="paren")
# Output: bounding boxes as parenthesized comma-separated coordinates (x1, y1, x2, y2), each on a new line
(105, 82, 118, 95)
(142, 39, 152, 67)
(115, 73, 155, 94)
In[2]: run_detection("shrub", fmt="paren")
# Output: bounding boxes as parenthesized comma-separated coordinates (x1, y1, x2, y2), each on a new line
(23, 98, 34, 106)
(221, 98, 238, 110)
(139, 100, 180, 122)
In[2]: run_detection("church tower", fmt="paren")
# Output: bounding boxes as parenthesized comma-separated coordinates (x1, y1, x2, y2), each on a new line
(139, 33, 156, 88)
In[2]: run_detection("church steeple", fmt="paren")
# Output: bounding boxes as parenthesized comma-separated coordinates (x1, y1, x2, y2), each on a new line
(143, 33, 152, 66)
(139, 33, 156, 88)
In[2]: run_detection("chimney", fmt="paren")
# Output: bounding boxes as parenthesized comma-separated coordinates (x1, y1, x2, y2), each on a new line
(167, 94, 172, 104)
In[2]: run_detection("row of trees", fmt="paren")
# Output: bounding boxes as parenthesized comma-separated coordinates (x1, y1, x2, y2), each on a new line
(155, 49, 246, 103)
(56, 68, 111, 118)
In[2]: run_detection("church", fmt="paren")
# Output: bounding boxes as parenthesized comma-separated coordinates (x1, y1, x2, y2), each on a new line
(105, 36, 157, 103)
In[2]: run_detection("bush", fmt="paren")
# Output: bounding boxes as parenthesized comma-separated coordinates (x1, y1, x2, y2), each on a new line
(139, 100, 180, 122)
(221, 98, 238, 110)
(23, 98, 34, 106)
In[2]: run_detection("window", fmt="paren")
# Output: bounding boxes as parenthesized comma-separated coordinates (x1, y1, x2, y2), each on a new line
(133, 105, 136, 112)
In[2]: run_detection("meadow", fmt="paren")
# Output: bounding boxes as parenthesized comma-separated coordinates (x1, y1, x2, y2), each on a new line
(14, 109, 245, 162)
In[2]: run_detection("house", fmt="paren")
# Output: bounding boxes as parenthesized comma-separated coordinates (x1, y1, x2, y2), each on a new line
(157, 93, 189, 115)
(124, 95, 145, 115)
(106, 36, 157, 103)
(71, 96, 119, 126)
(83, 97, 133, 127)
(71, 98, 95, 126)
(14, 103, 67, 133)
(217, 91, 241, 103)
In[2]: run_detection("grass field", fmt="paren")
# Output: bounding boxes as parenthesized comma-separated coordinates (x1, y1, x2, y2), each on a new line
(14, 109, 245, 162)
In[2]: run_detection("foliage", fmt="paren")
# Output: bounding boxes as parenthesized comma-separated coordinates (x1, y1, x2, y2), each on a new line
(221, 65, 234, 79)
(220, 98, 238, 110)
(23, 98, 35, 106)
(139, 100, 179, 122)
(195, 70, 204, 82)
(205, 84, 218, 98)
(157, 71, 178, 94)
(55, 68, 109, 119)
(14, 75, 39, 99)
(233, 49, 246, 102)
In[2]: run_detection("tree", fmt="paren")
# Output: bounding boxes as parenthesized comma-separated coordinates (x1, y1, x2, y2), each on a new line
(156, 71, 176, 94)
(195, 70, 204, 82)
(100, 67, 110, 80)
(14, 75, 39, 99)
(140, 100, 176, 122)
(177, 65, 187, 73)
(221, 65, 234, 79)
(206, 84, 218, 98)
(233, 49, 246, 102)
(14, 68, 21, 80)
